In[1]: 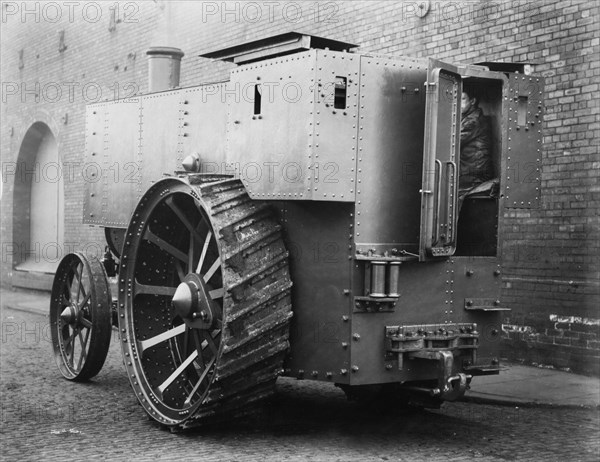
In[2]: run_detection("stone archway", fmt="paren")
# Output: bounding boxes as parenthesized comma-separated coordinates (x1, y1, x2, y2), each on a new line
(13, 122, 64, 273)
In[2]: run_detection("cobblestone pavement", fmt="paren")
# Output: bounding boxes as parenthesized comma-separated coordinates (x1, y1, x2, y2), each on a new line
(1, 307, 599, 461)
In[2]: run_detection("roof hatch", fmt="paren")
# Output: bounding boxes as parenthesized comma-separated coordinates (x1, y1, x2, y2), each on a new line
(200, 32, 358, 65)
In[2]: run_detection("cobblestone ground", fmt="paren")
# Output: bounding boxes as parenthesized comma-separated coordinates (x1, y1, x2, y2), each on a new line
(1, 307, 599, 461)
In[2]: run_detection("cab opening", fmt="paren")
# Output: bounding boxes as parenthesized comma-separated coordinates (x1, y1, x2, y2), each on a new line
(456, 77, 504, 257)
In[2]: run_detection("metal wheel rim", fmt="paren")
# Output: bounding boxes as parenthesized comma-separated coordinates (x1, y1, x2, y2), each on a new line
(119, 179, 224, 424)
(50, 252, 111, 381)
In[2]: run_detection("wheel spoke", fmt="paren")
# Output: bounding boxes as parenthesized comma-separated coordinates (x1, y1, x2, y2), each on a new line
(203, 330, 219, 355)
(196, 231, 212, 274)
(65, 328, 77, 347)
(182, 326, 190, 359)
(135, 282, 177, 297)
(157, 350, 198, 396)
(69, 328, 76, 366)
(61, 281, 71, 304)
(81, 317, 92, 329)
(144, 228, 188, 263)
(175, 261, 186, 283)
(138, 324, 186, 353)
(184, 356, 216, 406)
(166, 197, 203, 243)
(73, 263, 83, 303)
(188, 235, 194, 274)
(76, 329, 90, 370)
(192, 330, 206, 369)
(203, 257, 221, 283)
(78, 292, 91, 310)
(208, 287, 224, 300)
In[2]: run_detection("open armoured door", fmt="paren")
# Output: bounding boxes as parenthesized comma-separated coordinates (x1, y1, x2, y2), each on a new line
(419, 59, 462, 261)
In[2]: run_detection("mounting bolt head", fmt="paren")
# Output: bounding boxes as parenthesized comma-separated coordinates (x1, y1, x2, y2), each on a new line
(351, 365, 359, 373)
(353, 333, 360, 341)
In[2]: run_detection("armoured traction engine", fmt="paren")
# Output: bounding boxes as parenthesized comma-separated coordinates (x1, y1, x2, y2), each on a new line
(50, 33, 544, 429)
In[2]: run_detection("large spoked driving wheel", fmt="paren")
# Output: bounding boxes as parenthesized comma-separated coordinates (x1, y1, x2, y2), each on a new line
(119, 176, 293, 429)
(50, 252, 112, 381)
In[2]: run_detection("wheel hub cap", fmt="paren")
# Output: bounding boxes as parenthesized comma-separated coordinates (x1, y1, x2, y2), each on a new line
(60, 304, 79, 325)
(172, 274, 215, 329)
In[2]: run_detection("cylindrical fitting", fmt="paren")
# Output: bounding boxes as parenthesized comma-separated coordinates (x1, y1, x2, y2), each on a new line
(364, 262, 372, 296)
(370, 261, 386, 297)
(387, 262, 401, 297)
(146, 46, 184, 92)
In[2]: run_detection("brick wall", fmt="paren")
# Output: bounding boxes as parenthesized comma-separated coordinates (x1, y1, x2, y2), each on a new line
(1, 0, 598, 373)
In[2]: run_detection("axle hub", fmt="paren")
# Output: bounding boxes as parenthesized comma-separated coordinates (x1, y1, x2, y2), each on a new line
(172, 274, 214, 329)
(60, 305, 79, 325)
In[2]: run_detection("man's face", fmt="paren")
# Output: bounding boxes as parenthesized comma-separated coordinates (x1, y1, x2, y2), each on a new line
(461, 92, 473, 114)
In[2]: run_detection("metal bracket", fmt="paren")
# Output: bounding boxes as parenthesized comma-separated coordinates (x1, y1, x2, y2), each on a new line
(354, 296, 397, 313)
(464, 298, 511, 311)
(385, 323, 479, 370)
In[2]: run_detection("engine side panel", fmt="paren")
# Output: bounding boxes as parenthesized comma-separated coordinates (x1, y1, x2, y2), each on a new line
(226, 50, 360, 202)
(83, 85, 229, 227)
(226, 52, 316, 200)
(311, 50, 361, 201)
(83, 99, 141, 227)
(280, 201, 353, 383)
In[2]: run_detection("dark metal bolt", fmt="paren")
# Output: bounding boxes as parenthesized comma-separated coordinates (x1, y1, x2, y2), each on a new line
(466, 270, 474, 276)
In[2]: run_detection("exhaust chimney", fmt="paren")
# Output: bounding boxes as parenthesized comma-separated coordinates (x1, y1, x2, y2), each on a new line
(146, 46, 184, 92)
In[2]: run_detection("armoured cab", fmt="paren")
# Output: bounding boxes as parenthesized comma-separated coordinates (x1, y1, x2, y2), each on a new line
(198, 33, 544, 401)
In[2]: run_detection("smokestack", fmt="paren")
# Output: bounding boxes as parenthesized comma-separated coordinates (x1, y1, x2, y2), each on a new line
(146, 46, 184, 92)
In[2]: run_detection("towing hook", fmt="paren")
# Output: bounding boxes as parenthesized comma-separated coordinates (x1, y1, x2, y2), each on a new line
(440, 373, 470, 401)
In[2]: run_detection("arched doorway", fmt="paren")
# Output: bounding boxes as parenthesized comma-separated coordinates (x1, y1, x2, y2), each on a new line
(13, 122, 64, 273)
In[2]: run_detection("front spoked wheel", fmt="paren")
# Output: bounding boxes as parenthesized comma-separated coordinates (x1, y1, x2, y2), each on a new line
(49, 252, 112, 381)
